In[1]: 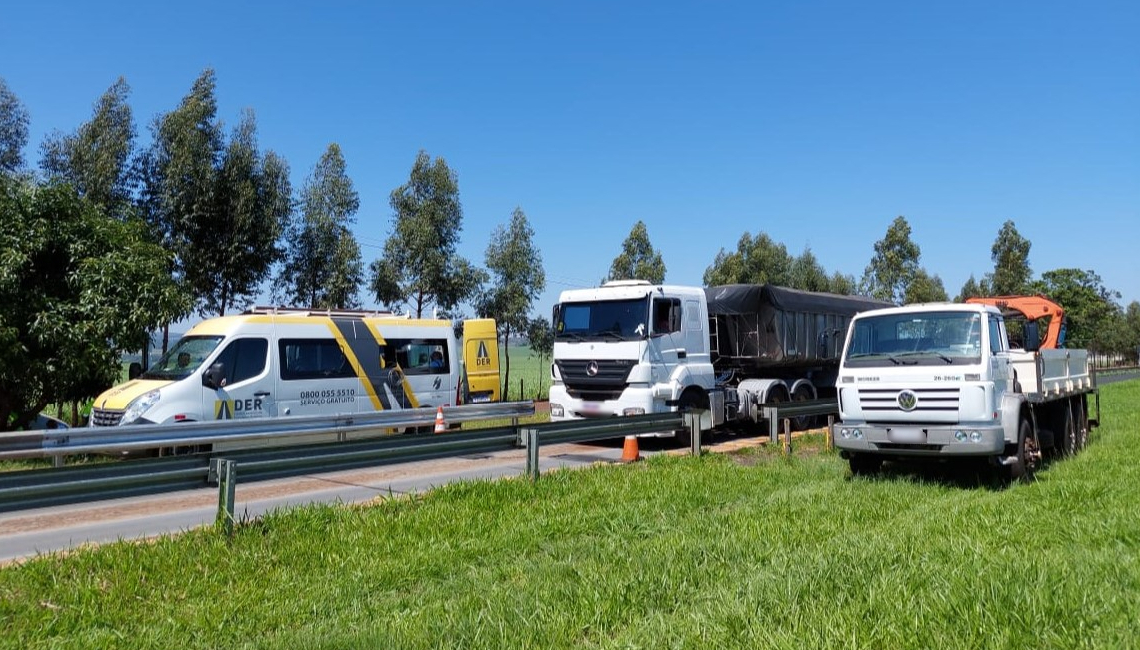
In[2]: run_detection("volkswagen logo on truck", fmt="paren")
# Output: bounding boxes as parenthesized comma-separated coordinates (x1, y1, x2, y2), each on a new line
(897, 389, 918, 411)
(586, 361, 600, 377)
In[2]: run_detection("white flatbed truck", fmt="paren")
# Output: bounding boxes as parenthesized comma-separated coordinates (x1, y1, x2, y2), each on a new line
(832, 301, 1099, 478)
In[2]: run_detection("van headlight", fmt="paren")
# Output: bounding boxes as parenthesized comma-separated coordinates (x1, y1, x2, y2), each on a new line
(121, 390, 161, 425)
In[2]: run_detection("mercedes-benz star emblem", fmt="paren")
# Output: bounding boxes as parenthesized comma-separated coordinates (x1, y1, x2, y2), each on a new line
(897, 389, 918, 411)
(586, 361, 599, 377)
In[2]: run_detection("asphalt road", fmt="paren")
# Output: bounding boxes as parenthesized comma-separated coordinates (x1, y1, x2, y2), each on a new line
(0, 438, 684, 565)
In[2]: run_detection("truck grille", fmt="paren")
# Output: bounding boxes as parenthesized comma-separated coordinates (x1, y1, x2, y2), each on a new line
(556, 359, 636, 401)
(90, 408, 124, 427)
(857, 388, 960, 414)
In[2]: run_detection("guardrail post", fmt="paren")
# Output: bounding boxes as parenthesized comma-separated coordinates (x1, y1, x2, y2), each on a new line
(524, 428, 540, 482)
(685, 412, 702, 456)
(826, 415, 835, 451)
(765, 407, 778, 443)
(213, 459, 237, 537)
(782, 419, 792, 456)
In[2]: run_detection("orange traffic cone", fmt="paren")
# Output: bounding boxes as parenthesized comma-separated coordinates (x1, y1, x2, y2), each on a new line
(620, 435, 641, 463)
(434, 406, 447, 434)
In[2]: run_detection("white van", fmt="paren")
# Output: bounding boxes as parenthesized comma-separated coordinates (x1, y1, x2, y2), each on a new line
(90, 307, 500, 428)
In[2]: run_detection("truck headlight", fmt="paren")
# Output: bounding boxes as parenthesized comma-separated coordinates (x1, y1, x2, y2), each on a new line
(623, 407, 645, 416)
(121, 390, 160, 425)
(549, 403, 564, 417)
(955, 430, 967, 442)
(970, 431, 982, 443)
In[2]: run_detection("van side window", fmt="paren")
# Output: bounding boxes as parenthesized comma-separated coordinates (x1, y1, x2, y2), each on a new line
(212, 338, 269, 384)
(383, 338, 449, 375)
(279, 339, 355, 380)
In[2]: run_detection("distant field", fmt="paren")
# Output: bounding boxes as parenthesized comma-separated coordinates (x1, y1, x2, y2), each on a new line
(3, 380, 1138, 648)
(498, 345, 551, 401)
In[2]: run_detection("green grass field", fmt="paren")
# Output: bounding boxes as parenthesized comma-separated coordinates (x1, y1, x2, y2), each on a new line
(499, 344, 552, 401)
(2, 380, 1138, 649)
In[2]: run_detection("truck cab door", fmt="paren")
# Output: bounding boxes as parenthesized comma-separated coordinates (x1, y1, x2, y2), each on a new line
(988, 317, 1014, 395)
(203, 337, 274, 420)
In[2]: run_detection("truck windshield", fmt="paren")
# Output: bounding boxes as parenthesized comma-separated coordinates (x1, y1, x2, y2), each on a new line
(555, 298, 649, 341)
(844, 311, 983, 367)
(140, 335, 224, 381)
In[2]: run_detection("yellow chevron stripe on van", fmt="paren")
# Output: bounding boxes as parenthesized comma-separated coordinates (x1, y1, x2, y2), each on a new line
(362, 320, 422, 409)
(324, 320, 384, 411)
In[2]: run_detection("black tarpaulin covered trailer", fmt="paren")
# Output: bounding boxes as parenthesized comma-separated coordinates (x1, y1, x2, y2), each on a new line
(705, 284, 892, 370)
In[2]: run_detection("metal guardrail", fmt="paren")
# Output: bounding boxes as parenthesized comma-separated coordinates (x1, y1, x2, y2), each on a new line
(0, 399, 825, 515)
(0, 402, 535, 460)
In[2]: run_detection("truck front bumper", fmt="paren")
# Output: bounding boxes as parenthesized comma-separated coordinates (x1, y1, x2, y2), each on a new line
(548, 385, 669, 423)
(832, 423, 1006, 457)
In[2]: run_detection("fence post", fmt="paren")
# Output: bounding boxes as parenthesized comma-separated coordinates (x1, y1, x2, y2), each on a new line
(765, 406, 778, 443)
(214, 459, 237, 537)
(783, 418, 792, 456)
(825, 415, 835, 451)
(524, 428, 540, 481)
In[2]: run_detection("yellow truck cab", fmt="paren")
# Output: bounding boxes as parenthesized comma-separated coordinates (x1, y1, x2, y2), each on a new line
(90, 307, 500, 427)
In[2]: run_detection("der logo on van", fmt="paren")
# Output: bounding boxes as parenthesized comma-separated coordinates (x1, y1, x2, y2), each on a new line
(214, 398, 264, 419)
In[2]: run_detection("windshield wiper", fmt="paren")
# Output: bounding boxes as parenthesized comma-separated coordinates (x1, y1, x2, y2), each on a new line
(557, 332, 587, 342)
(894, 351, 954, 364)
(599, 330, 625, 341)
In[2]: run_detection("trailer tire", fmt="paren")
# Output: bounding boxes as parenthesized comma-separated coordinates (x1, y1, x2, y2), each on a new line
(848, 454, 883, 476)
(792, 383, 816, 431)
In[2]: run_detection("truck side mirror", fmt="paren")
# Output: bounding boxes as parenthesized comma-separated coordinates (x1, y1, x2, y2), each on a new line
(128, 362, 142, 380)
(1024, 321, 1041, 352)
(202, 363, 226, 390)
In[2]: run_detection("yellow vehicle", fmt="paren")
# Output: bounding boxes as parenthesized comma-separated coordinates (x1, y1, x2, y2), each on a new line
(90, 307, 500, 427)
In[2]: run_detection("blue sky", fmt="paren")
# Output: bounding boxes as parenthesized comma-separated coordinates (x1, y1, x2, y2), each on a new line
(3, 1, 1138, 316)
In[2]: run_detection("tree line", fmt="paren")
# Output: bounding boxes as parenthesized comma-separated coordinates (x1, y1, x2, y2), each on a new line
(2, 72, 1137, 429)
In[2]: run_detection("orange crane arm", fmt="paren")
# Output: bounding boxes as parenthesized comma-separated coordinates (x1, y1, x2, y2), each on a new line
(965, 295, 1065, 349)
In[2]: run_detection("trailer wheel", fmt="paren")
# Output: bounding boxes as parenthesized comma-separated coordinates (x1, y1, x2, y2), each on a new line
(848, 454, 883, 476)
(1004, 419, 1037, 481)
(792, 384, 815, 431)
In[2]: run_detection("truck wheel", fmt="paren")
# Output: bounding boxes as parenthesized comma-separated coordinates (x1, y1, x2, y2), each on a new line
(1004, 419, 1037, 481)
(1056, 404, 1076, 458)
(848, 454, 883, 476)
(1073, 398, 1089, 451)
(674, 390, 709, 448)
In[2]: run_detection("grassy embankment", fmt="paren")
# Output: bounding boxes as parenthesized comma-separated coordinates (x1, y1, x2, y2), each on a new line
(2, 381, 1138, 649)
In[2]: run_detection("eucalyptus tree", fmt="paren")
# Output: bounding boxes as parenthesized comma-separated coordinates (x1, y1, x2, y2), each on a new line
(703, 231, 792, 286)
(40, 77, 135, 214)
(860, 216, 920, 304)
(0, 77, 29, 174)
(987, 220, 1032, 295)
(788, 246, 830, 292)
(479, 207, 546, 394)
(955, 274, 992, 302)
(277, 143, 363, 309)
(370, 150, 481, 317)
(188, 110, 292, 316)
(903, 269, 949, 304)
(605, 220, 665, 284)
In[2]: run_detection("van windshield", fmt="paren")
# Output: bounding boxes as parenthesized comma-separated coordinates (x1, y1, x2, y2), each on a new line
(141, 336, 224, 380)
